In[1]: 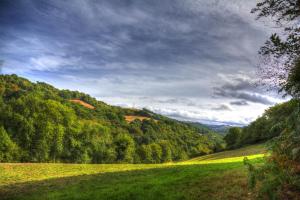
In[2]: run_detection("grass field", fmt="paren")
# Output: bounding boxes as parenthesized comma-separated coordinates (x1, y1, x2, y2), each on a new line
(0, 144, 266, 200)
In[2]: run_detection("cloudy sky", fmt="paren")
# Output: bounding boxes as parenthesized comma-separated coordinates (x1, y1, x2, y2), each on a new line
(0, 0, 287, 125)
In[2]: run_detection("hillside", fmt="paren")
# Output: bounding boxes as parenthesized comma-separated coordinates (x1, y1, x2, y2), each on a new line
(224, 100, 300, 149)
(185, 143, 266, 163)
(0, 74, 224, 164)
(0, 144, 266, 200)
(205, 124, 231, 135)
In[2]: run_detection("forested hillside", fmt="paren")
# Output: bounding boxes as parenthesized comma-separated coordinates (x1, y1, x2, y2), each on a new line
(0, 74, 224, 164)
(224, 100, 299, 149)
(223, 98, 300, 199)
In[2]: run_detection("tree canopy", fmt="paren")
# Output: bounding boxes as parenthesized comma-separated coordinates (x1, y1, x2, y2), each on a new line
(0, 74, 224, 164)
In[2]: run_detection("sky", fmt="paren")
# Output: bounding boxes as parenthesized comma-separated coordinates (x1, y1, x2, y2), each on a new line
(0, 0, 287, 125)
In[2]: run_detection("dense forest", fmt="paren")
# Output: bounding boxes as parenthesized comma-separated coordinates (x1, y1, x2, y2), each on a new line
(224, 99, 299, 149)
(0, 74, 224, 164)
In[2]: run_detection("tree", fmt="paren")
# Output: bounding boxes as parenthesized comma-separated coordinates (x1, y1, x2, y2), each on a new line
(244, 102, 300, 199)
(86, 123, 116, 163)
(50, 125, 64, 162)
(283, 59, 300, 97)
(224, 127, 242, 149)
(159, 140, 172, 162)
(114, 133, 135, 163)
(244, 2, 300, 198)
(0, 126, 19, 162)
(150, 143, 162, 163)
(140, 144, 153, 163)
(252, 0, 300, 96)
(252, 0, 300, 23)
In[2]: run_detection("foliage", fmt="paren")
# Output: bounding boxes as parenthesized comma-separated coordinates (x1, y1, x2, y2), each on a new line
(252, 0, 300, 23)
(224, 99, 300, 198)
(114, 133, 135, 163)
(244, 104, 300, 199)
(0, 126, 19, 162)
(224, 127, 242, 149)
(284, 59, 300, 98)
(235, 99, 300, 199)
(224, 100, 299, 149)
(252, 0, 300, 96)
(0, 74, 224, 164)
(245, 1, 300, 198)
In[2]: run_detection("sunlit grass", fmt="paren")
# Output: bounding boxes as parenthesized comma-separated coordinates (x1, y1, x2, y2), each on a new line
(182, 153, 265, 165)
(187, 143, 266, 162)
(0, 144, 267, 200)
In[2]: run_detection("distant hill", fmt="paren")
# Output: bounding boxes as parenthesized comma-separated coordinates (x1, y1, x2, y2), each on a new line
(185, 122, 212, 134)
(205, 124, 230, 135)
(187, 122, 230, 135)
(0, 74, 225, 164)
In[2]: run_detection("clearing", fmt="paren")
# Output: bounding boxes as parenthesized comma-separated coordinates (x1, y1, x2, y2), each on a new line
(69, 99, 95, 109)
(0, 144, 266, 200)
(124, 115, 153, 122)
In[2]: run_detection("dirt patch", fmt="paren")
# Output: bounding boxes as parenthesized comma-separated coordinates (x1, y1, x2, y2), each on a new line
(69, 99, 95, 110)
(125, 115, 152, 123)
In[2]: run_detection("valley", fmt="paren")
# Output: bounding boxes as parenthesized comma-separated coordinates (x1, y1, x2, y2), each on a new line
(1, 0, 300, 199)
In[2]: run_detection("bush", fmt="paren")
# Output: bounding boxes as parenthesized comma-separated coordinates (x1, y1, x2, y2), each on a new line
(244, 102, 300, 199)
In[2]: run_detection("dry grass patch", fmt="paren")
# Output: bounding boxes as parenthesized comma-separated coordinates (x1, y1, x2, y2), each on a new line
(125, 115, 153, 122)
(69, 99, 95, 109)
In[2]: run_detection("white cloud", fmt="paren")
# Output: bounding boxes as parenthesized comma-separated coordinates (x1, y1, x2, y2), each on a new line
(29, 56, 80, 71)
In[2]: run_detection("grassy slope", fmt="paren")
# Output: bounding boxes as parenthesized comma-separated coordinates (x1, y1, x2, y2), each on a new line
(185, 143, 266, 162)
(0, 144, 266, 200)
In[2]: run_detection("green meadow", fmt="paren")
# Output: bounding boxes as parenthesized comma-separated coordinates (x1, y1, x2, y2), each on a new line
(0, 144, 266, 200)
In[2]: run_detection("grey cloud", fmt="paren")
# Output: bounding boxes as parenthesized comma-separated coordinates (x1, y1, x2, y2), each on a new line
(1, 0, 268, 74)
(213, 75, 274, 105)
(211, 104, 232, 111)
(218, 77, 255, 92)
(137, 97, 200, 107)
(156, 98, 196, 105)
(237, 92, 273, 105)
(230, 100, 249, 106)
(214, 89, 274, 105)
